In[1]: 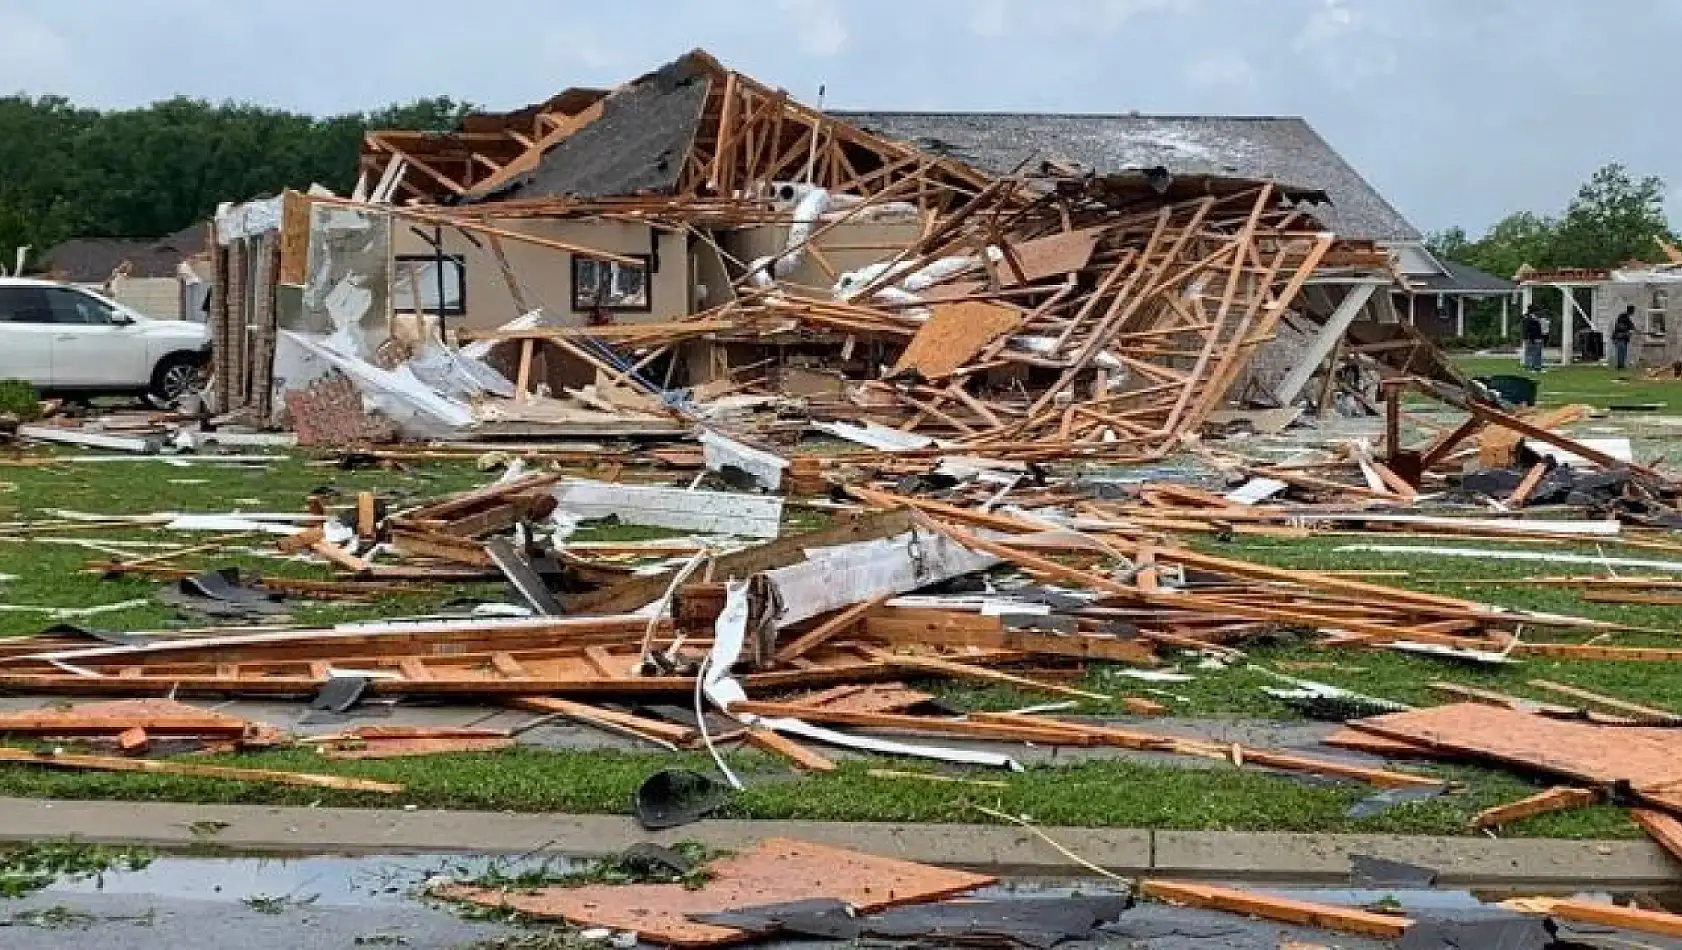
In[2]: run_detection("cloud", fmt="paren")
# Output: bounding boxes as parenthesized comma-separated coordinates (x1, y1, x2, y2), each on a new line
(777, 0, 850, 57)
(1183, 52, 1258, 91)
(961, 0, 1197, 38)
(1292, 0, 1360, 50)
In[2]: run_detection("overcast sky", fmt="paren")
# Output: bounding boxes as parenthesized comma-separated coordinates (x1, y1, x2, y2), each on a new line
(3, 0, 1677, 236)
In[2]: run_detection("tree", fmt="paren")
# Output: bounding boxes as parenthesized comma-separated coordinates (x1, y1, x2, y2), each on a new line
(1553, 163, 1673, 268)
(1430, 163, 1676, 283)
(0, 93, 476, 269)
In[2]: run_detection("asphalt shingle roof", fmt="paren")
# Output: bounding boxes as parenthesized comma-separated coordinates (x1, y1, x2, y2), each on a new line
(834, 112, 1421, 243)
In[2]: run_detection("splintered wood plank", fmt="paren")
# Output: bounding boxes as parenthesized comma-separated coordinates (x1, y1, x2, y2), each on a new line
(435, 838, 995, 946)
(858, 647, 1109, 701)
(863, 609, 1160, 665)
(1506, 462, 1548, 506)
(1350, 703, 1682, 808)
(0, 699, 250, 738)
(774, 595, 890, 664)
(1321, 728, 1437, 759)
(1633, 808, 1682, 865)
(1141, 880, 1412, 939)
(790, 683, 935, 715)
(891, 301, 1025, 378)
(321, 733, 513, 760)
(728, 703, 1101, 746)
(1469, 787, 1600, 830)
(744, 727, 836, 772)
(355, 492, 377, 539)
(0, 747, 402, 794)
(1528, 679, 1681, 723)
(1505, 897, 1682, 938)
(509, 697, 698, 745)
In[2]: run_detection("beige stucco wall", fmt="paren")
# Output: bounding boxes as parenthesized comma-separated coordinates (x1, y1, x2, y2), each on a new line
(721, 220, 924, 293)
(108, 276, 183, 320)
(393, 219, 692, 332)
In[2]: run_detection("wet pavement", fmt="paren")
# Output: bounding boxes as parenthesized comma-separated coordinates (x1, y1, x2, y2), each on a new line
(1, 848, 1681, 949)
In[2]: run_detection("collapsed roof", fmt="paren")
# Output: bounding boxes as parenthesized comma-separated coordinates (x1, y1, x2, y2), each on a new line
(837, 113, 1420, 243)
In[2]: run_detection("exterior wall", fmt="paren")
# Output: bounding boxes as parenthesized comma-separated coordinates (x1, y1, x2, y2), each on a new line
(393, 219, 692, 332)
(1398, 293, 1456, 338)
(1594, 280, 1682, 367)
(104, 277, 184, 320)
(722, 220, 925, 293)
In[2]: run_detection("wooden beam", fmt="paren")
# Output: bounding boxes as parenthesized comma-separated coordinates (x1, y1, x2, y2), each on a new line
(774, 595, 890, 665)
(1469, 786, 1600, 829)
(0, 747, 403, 794)
(1140, 880, 1412, 939)
(744, 727, 836, 772)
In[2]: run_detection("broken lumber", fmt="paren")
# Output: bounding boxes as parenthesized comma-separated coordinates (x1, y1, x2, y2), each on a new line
(0, 747, 402, 794)
(1469, 787, 1600, 830)
(1140, 880, 1412, 939)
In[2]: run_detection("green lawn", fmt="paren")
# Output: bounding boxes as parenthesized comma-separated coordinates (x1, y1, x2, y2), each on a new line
(1454, 354, 1682, 409)
(0, 448, 1677, 838)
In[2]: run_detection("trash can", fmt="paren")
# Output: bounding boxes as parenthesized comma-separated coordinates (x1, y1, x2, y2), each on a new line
(1476, 374, 1539, 407)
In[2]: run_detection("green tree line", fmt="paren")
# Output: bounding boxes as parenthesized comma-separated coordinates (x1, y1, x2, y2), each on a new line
(1428, 163, 1677, 279)
(0, 94, 473, 268)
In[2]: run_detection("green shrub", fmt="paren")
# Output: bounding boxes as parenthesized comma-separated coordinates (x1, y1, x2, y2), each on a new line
(0, 379, 40, 421)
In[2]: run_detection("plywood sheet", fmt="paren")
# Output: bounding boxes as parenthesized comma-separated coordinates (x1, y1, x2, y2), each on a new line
(892, 301, 1025, 378)
(999, 228, 1104, 286)
(1351, 703, 1682, 811)
(436, 838, 994, 947)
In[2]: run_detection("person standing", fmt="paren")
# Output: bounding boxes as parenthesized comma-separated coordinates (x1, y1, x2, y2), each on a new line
(1520, 305, 1546, 371)
(1612, 304, 1638, 371)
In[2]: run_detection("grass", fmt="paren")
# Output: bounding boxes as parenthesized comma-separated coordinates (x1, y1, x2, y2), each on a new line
(0, 746, 1638, 839)
(0, 841, 152, 898)
(1454, 354, 1682, 409)
(0, 448, 1677, 839)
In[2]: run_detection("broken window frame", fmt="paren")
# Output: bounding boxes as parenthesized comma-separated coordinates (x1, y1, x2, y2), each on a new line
(392, 254, 467, 317)
(572, 254, 652, 313)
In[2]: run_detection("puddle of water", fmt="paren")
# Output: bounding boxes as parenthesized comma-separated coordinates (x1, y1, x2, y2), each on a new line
(43, 852, 586, 908)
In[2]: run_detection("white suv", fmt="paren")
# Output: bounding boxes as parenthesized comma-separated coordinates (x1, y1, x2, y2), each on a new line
(0, 278, 212, 404)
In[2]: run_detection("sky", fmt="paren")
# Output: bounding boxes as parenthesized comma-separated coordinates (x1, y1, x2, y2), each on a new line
(3, 0, 1678, 236)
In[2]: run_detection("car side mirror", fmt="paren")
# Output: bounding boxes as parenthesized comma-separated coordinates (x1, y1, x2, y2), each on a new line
(110, 313, 134, 326)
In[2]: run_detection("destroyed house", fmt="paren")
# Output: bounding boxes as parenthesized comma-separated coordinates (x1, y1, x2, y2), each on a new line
(208, 48, 1449, 451)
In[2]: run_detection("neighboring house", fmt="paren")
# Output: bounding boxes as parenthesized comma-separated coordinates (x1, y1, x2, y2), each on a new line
(36, 222, 209, 321)
(1393, 257, 1517, 338)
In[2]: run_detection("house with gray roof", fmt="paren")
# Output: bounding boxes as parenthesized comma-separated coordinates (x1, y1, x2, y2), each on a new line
(838, 112, 1514, 339)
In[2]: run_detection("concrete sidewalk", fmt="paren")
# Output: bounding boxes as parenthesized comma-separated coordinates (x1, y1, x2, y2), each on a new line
(0, 797, 1672, 886)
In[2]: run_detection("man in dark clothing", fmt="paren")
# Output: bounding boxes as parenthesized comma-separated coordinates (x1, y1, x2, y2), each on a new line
(1520, 306, 1546, 371)
(1612, 305, 1638, 371)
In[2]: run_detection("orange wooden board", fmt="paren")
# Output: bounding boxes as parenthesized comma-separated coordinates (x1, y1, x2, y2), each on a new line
(1351, 703, 1682, 811)
(320, 732, 513, 760)
(999, 228, 1104, 286)
(891, 302, 1024, 378)
(792, 682, 935, 715)
(1320, 728, 1437, 759)
(0, 699, 251, 737)
(437, 837, 995, 947)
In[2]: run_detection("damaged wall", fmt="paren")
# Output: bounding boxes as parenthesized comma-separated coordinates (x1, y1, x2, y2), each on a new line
(392, 219, 692, 330)
(722, 220, 925, 294)
(297, 204, 391, 358)
(1594, 279, 1682, 367)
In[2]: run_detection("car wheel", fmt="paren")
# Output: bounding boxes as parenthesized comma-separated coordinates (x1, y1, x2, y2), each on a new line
(148, 354, 206, 408)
